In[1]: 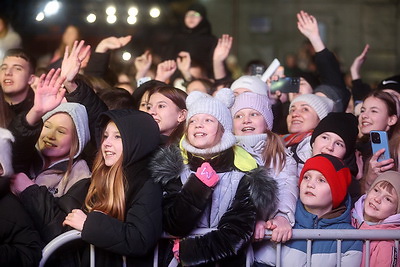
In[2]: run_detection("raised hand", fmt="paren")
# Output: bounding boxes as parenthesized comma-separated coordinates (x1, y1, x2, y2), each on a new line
(176, 51, 192, 81)
(213, 34, 233, 62)
(350, 44, 370, 80)
(95, 35, 132, 53)
(135, 50, 153, 79)
(297, 10, 324, 52)
(155, 60, 177, 82)
(61, 40, 91, 85)
(25, 68, 66, 125)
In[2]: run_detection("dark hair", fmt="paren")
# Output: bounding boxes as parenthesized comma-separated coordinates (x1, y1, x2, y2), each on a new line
(186, 78, 215, 95)
(148, 86, 187, 144)
(98, 88, 135, 110)
(4, 48, 36, 74)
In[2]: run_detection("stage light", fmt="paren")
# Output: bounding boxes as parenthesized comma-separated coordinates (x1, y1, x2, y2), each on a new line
(44, 0, 60, 16)
(86, 13, 96, 23)
(149, 7, 160, 18)
(127, 16, 137, 25)
(122, 52, 132, 61)
(36, 12, 45, 21)
(128, 7, 138, 16)
(106, 6, 116, 16)
(107, 15, 117, 24)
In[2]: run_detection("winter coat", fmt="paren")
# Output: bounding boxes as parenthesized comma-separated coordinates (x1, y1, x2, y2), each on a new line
(352, 194, 400, 267)
(281, 195, 363, 267)
(0, 178, 42, 267)
(237, 134, 299, 265)
(79, 109, 163, 267)
(151, 145, 278, 266)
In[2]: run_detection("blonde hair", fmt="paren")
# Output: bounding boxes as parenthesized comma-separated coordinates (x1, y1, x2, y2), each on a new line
(262, 130, 286, 173)
(84, 128, 126, 221)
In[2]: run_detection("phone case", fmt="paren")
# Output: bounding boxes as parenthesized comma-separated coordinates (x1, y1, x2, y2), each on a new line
(370, 131, 390, 162)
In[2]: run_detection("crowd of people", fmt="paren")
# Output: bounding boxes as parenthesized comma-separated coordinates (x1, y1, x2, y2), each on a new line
(0, 4, 399, 267)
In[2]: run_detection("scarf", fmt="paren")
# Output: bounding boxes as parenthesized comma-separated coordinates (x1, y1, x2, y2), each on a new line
(281, 130, 313, 148)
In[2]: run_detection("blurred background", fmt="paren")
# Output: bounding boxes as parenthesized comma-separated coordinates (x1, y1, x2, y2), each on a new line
(1, 0, 399, 84)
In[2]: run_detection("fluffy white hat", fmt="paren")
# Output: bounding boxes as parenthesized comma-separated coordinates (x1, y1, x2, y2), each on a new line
(0, 128, 14, 177)
(230, 75, 269, 96)
(182, 88, 236, 155)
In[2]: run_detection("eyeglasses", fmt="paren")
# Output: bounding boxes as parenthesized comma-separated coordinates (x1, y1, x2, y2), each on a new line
(185, 11, 201, 18)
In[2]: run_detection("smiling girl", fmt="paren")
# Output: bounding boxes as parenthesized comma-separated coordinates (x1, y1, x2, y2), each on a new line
(151, 88, 278, 266)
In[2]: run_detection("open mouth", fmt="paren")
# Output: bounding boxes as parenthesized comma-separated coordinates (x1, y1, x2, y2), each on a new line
(43, 140, 56, 148)
(194, 132, 206, 137)
(241, 127, 255, 133)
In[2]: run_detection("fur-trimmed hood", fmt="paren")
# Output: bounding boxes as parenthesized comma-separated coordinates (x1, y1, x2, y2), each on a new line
(150, 145, 278, 220)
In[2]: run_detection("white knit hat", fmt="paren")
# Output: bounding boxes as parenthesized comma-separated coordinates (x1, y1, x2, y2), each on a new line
(182, 88, 236, 155)
(231, 92, 274, 130)
(42, 102, 90, 159)
(0, 128, 14, 177)
(289, 94, 334, 120)
(230, 75, 269, 96)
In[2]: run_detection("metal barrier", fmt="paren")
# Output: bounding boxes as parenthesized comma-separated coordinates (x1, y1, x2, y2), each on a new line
(40, 229, 400, 267)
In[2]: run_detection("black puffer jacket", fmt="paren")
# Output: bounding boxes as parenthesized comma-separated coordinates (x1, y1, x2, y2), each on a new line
(0, 178, 42, 267)
(151, 145, 278, 267)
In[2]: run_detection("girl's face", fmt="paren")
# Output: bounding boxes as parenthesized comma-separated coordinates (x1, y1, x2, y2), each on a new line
(364, 182, 398, 223)
(287, 101, 320, 133)
(300, 169, 333, 218)
(187, 113, 223, 149)
(139, 91, 149, 112)
(184, 10, 202, 29)
(312, 132, 346, 159)
(358, 96, 397, 135)
(101, 121, 123, 167)
(38, 113, 74, 163)
(233, 108, 268, 136)
(146, 92, 186, 136)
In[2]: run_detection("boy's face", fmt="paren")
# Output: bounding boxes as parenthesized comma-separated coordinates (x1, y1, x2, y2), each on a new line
(0, 56, 34, 102)
(300, 169, 332, 217)
(364, 183, 398, 223)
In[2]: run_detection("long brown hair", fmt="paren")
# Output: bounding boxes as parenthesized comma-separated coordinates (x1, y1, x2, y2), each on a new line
(84, 122, 126, 221)
(262, 130, 286, 173)
(148, 85, 187, 145)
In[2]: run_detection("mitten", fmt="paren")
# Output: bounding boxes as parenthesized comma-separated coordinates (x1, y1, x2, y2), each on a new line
(195, 162, 219, 187)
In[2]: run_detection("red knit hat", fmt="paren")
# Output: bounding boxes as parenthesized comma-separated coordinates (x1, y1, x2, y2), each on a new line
(300, 154, 351, 209)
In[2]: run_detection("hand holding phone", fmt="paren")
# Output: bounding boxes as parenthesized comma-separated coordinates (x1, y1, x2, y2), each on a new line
(370, 131, 390, 162)
(270, 77, 300, 93)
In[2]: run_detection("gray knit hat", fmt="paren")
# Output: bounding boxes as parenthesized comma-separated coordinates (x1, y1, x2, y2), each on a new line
(231, 92, 274, 130)
(289, 94, 334, 120)
(182, 88, 236, 155)
(230, 75, 269, 96)
(0, 128, 14, 177)
(42, 102, 90, 158)
(369, 171, 400, 213)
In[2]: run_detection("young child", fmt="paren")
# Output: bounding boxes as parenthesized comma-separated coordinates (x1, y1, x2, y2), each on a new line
(281, 154, 363, 266)
(352, 170, 400, 267)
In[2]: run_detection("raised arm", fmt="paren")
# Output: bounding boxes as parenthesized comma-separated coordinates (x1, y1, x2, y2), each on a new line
(155, 60, 177, 83)
(297, 10, 324, 53)
(213, 34, 233, 80)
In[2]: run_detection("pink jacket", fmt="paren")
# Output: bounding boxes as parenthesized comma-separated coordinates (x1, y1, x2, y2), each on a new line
(352, 195, 400, 267)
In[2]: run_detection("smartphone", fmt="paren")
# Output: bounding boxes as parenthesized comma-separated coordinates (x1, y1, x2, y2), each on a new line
(370, 130, 391, 162)
(270, 77, 300, 93)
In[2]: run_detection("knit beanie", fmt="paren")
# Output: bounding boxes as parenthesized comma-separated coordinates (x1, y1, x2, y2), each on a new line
(300, 154, 351, 209)
(230, 75, 269, 96)
(289, 94, 334, 120)
(314, 84, 344, 112)
(42, 102, 90, 159)
(310, 112, 358, 158)
(369, 171, 400, 213)
(0, 128, 14, 177)
(182, 88, 236, 155)
(231, 92, 274, 130)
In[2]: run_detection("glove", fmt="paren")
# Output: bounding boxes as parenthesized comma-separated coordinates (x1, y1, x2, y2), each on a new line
(172, 239, 180, 262)
(195, 162, 219, 187)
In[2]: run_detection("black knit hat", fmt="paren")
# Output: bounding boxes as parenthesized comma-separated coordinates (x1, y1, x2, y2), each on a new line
(310, 112, 358, 158)
(377, 75, 400, 93)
